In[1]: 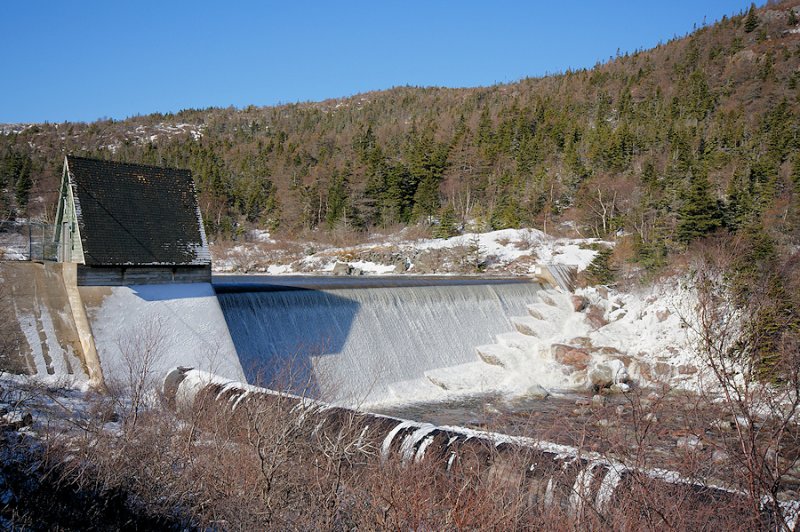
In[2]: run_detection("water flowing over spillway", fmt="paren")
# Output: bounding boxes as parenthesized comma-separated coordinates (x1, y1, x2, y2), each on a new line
(215, 278, 543, 406)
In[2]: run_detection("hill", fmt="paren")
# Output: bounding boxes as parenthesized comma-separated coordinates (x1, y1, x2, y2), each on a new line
(3, 2, 800, 273)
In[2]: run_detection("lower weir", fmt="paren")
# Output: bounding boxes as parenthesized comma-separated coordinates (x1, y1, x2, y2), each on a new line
(215, 278, 543, 406)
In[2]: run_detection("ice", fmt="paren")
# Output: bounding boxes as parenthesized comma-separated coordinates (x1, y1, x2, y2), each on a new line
(399, 424, 437, 463)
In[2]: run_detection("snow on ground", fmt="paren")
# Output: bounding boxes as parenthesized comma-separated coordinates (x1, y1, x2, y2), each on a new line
(213, 227, 608, 275)
(568, 279, 717, 395)
(346, 260, 397, 274)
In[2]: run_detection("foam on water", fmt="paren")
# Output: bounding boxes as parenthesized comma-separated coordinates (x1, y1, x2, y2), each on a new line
(217, 281, 543, 406)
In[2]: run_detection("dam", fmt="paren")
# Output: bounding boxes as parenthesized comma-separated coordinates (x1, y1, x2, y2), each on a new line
(214, 275, 575, 408)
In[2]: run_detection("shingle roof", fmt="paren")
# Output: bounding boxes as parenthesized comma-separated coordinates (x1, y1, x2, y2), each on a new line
(65, 155, 210, 266)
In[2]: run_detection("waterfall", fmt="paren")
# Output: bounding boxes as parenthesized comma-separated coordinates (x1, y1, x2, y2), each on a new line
(216, 280, 542, 405)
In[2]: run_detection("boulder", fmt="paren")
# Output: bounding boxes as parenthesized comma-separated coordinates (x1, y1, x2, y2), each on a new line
(524, 384, 550, 399)
(585, 305, 609, 329)
(332, 262, 351, 275)
(568, 337, 593, 349)
(712, 450, 730, 464)
(570, 295, 589, 312)
(656, 309, 671, 322)
(552, 344, 591, 371)
(609, 382, 631, 394)
(676, 435, 703, 452)
(588, 359, 629, 389)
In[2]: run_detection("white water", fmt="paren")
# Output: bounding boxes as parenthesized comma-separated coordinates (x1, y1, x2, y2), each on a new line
(217, 281, 543, 405)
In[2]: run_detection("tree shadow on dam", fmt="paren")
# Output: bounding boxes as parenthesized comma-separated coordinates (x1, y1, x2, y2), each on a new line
(213, 284, 361, 398)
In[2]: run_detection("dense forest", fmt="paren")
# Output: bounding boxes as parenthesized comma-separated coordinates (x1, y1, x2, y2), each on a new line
(3, 2, 800, 275)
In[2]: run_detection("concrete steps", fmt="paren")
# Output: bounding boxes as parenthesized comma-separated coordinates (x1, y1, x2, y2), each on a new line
(496, 331, 542, 351)
(475, 343, 526, 368)
(511, 316, 560, 339)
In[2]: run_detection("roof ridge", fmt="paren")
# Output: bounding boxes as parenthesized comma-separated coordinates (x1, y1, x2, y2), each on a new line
(67, 154, 191, 174)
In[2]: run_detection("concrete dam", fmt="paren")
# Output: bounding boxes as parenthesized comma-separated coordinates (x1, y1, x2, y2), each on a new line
(2, 263, 589, 408)
(215, 276, 557, 407)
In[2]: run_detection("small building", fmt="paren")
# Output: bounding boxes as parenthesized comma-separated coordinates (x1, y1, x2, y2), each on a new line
(54, 155, 211, 285)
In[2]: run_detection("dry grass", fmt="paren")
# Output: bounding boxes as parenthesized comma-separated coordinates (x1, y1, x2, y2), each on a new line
(1, 373, 771, 531)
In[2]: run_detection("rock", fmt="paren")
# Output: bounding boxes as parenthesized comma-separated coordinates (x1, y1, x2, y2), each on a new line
(592, 346, 624, 357)
(678, 365, 697, 375)
(552, 344, 591, 371)
(712, 450, 730, 463)
(332, 262, 351, 275)
(609, 382, 631, 394)
(597, 286, 609, 299)
(585, 305, 609, 329)
(654, 362, 673, 379)
(589, 359, 629, 389)
(643, 412, 658, 423)
(2, 411, 33, 431)
(656, 309, 671, 322)
(572, 407, 592, 416)
(615, 405, 626, 417)
(676, 435, 703, 452)
(735, 415, 752, 429)
(592, 394, 606, 407)
(525, 385, 550, 399)
(568, 337, 593, 349)
(570, 295, 589, 312)
(589, 364, 614, 388)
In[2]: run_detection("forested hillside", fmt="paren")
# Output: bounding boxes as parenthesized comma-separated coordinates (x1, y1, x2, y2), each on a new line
(3, 2, 800, 272)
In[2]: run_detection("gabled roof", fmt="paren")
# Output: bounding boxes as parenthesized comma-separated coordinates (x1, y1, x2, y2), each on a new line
(64, 155, 210, 266)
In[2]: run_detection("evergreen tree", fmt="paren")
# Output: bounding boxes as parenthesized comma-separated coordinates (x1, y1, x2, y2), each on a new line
(325, 168, 351, 229)
(744, 3, 759, 33)
(677, 172, 721, 242)
(586, 248, 615, 285)
(433, 204, 459, 239)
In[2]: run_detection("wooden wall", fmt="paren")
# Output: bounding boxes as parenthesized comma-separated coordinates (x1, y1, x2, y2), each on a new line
(76, 265, 211, 286)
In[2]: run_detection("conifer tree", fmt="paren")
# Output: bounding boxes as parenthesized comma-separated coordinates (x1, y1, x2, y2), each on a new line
(434, 204, 459, 239)
(586, 248, 615, 285)
(744, 3, 759, 33)
(677, 172, 721, 242)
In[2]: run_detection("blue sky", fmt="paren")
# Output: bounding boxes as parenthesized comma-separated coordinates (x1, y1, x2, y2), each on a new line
(1, 1, 755, 123)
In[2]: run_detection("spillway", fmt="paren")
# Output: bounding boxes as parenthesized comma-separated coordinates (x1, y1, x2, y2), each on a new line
(215, 277, 543, 406)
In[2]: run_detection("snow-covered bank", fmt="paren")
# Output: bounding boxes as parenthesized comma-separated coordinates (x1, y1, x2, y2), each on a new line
(213, 228, 608, 276)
